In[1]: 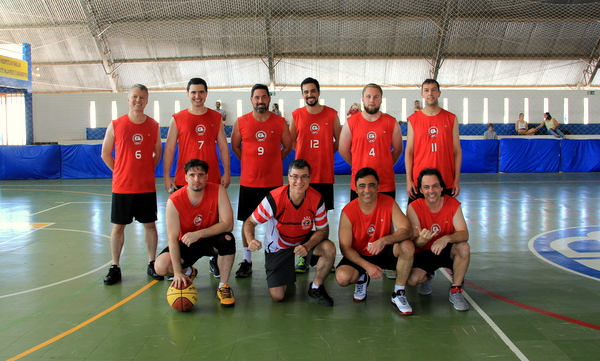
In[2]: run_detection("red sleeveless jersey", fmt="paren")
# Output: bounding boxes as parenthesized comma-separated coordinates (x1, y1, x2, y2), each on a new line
(291, 106, 338, 184)
(342, 194, 395, 256)
(410, 196, 460, 252)
(111, 114, 159, 194)
(169, 182, 220, 241)
(172, 108, 222, 187)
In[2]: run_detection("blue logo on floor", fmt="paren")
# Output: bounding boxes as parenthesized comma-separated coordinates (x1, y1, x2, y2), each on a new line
(529, 226, 600, 281)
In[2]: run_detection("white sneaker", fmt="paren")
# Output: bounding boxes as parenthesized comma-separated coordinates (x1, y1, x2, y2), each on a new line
(391, 290, 412, 315)
(449, 288, 469, 311)
(418, 271, 436, 295)
(353, 274, 370, 301)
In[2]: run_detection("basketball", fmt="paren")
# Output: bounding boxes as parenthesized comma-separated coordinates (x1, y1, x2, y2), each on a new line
(166, 283, 198, 312)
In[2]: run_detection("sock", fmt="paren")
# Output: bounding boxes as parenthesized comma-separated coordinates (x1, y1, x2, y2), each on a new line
(243, 247, 252, 262)
(311, 282, 320, 289)
(358, 273, 367, 283)
(394, 285, 405, 293)
(184, 267, 192, 276)
(219, 282, 225, 288)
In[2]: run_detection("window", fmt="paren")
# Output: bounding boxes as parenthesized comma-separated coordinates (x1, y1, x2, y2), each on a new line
(0, 93, 26, 145)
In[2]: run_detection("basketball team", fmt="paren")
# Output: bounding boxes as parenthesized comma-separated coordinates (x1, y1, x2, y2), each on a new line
(100, 77, 471, 315)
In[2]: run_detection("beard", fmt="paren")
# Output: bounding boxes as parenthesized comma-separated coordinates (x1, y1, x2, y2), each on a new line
(254, 103, 268, 113)
(305, 97, 318, 106)
(364, 105, 380, 115)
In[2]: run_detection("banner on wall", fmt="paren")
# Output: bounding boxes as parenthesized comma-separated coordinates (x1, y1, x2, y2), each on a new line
(0, 55, 29, 81)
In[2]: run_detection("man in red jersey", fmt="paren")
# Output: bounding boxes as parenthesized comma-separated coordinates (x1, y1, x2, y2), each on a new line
(231, 84, 293, 278)
(163, 78, 231, 279)
(338, 83, 403, 200)
(155, 159, 237, 307)
(335, 167, 415, 315)
(244, 159, 336, 306)
(405, 79, 462, 202)
(101, 84, 163, 285)
(406, 168, 470, 311)
(290, 77, 341, 273)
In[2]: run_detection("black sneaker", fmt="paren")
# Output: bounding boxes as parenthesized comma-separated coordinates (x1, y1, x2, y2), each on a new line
(307, 282, 334, 307)
(235, 260, 252, 278)
(104, 265, 121, 285)
(209, 255, 220, 278)
(147, 261, 164, 281)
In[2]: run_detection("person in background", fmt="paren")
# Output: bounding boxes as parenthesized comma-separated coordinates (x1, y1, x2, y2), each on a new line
(537, 112, 566, 139)
(483, 123, 498, 140)
(515, 113, 537, 135)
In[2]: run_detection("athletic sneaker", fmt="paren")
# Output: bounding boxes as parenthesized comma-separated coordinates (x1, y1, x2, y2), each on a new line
(391, 290, 413, 315)
(307, 282, 334, 307)
(353, 274, 370, 301)
(295, 256, 308, 274)
(209, 256, 220, 278)
(235, 260, 252, 278)
(147, 261, 164, 281)
(104, 265, 121, 285)
(217, 284, 235, 307)
(418, 271, 436, 295)
(188, 266, 198, 280)
(449, 287, 469, 311)
(384, 270, 397, 279)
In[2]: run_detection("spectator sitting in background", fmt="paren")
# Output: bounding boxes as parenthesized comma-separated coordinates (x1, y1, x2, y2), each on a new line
(515, 113, 536, 135)
(346, 103, 360, 118)
(536, 112, 566, 139)
(483, 123, 498, 140)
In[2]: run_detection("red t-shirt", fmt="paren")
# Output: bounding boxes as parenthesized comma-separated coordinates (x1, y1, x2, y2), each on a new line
(111, 114, 159, 194)
(172, 109, 222, 187)
(410, 195, 461, 252)
(347, 112, 398, 192)
(169, 182, 220, 241)
(291, 106, 338, 184)
(237, 112, 287, 188)
(342, 194, 395, 257)
(408, 109, 457, 189)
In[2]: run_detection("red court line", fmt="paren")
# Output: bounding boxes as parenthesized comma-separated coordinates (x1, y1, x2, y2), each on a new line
(465, 280, 600, 331)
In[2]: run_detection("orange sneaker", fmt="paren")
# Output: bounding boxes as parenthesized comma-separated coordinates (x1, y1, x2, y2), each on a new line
(217, 284, 235, 307)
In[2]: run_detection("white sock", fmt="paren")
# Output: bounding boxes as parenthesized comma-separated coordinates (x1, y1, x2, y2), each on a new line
(394, 285, 405, 293)
(358, 273, 366, 283)
(243, 247, 252, 262)
(219, 282, 225, 288)
(184, 267, 192, 276)
(311, 282, 320, 289)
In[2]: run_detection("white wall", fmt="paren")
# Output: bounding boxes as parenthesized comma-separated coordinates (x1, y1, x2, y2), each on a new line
(32, 88, 599, 142)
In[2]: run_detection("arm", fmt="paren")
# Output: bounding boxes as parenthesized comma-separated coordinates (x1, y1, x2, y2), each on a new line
(390, 121, 403, 164)
(165, 199, 189, 288)
(153, 123, 162, 168)
(243, 216, 263, 252)
(338, 124, 352, 165)
(216, 122, 231, 188)
(452, 116, 462, 197)
(100, 121, 115, 171)
(404, 123, 416, 198)
(332, 115, 342, 153)
(367, 201, 412, 256)
(289, 115, 298, 150)
(406, 204, 438, 249)
(294, 225, 329, 258)
(162, 117, 178, 192)
(430, 206, 469, 256)
(280, 121, 293, 159)
(552, 118, 560, 130)
(338, 212, 382, 279)
(230, 119, 242, 160)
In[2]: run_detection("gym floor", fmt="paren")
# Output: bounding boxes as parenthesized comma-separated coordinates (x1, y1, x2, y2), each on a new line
(0, 173, 599, 361)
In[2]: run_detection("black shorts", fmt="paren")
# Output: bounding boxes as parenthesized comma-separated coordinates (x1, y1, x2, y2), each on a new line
(350, 189, 396, 202)
(237, 185, 277, 221)
(159, 233, 235, 269)
(265, 233, 320, 288)
(412, 243, 454, 275)
(336, 245, 397, 274)
(310, 183, 334, 210)
(111, 192, 157, 224)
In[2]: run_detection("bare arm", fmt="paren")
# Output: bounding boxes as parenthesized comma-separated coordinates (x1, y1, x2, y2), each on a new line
(338, 212, 382, 279)
(404, 123, 416, 198)
(338, 124, 352, 165)
(165, 199, 188, 288)
(295, 225, 328, 257)
(367, 201, 412, 255)
(243, 217, 262, 252)
(430, 206, 469, 255)
(332, 115, 342, 153)
(162, 117, 178, 192)
(289, 115, 298, 150)
(216, 121, 231, 188)
(153, 123, 162, 168)
(452, 116, 462, 197)
(100, 121, 115, 171)
(231, 119, 242, 160)
(280, 121, 293, 159)
(390, 121, 403, 164)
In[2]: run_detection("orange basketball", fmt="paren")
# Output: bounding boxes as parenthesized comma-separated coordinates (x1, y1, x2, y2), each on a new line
(166, 283, 198, 312)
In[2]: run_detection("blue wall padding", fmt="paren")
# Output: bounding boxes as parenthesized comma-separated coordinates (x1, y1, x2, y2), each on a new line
(560, 139, 600, 172)
(499, 139, 560, 173)
(61, 144, 112, 179)
(461, 139, 499, 173)
(0, 145, 61, 179)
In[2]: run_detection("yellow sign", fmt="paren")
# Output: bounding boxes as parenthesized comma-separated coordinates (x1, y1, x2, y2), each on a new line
(0, 55, 29, 81)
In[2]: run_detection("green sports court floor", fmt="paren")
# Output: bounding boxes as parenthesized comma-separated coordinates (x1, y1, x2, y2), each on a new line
(0, 173, 599, 361)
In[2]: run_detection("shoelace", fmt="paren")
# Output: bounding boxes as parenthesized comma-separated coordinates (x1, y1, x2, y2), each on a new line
(219, 286, 232, 298)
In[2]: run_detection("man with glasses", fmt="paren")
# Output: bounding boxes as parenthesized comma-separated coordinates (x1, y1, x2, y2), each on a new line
(243, 159, 336, 306)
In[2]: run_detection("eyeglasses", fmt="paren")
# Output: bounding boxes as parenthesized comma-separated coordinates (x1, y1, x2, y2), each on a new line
(288, 174, 310, 180)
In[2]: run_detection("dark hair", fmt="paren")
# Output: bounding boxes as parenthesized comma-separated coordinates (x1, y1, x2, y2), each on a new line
(362, 83, 382, 96)
(355, 167, 379, 185)
(130, 84, 148, 93)
(187, 78, 207, 92)
(488, 123, 494, 129)
(184, 159, 209, 174)
(417, 168, 446, 190)
(301, 77, 320, 92)
(544, 112, 552, 120)
(288, 158, 311, 175)
(421, 78, 440, 90)
(251, 84, 270, 97)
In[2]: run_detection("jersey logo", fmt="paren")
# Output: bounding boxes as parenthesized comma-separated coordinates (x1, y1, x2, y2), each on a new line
(366, 131, 377, 143)
(431, 223, 442, 234)
(256, 130, 267, 142)
(529, 226, 600, 281)
(196, 124, 206, 136)
(367, 224, 376, 237)
(302, 216, 312, 230)
(429, 126, 438, 138)
(132, 133, 143, 145)
(310, 123, 320, 134)
(193, 214, 203, 227)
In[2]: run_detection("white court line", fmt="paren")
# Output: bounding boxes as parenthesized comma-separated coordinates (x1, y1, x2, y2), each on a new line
(31, 202, 72, 216)
(441, 269, 529, 361)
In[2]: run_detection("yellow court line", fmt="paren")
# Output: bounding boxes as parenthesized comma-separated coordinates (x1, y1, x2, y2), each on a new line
(0, 188, 111, 197)
(7, 280, 159, 361)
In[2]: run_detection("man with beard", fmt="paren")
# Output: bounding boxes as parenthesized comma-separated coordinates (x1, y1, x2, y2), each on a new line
(231, 84, 292, 278)
(155, 159, 237, 307)
(290, 77, 341, 273)
(339, 83, 403, 200)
